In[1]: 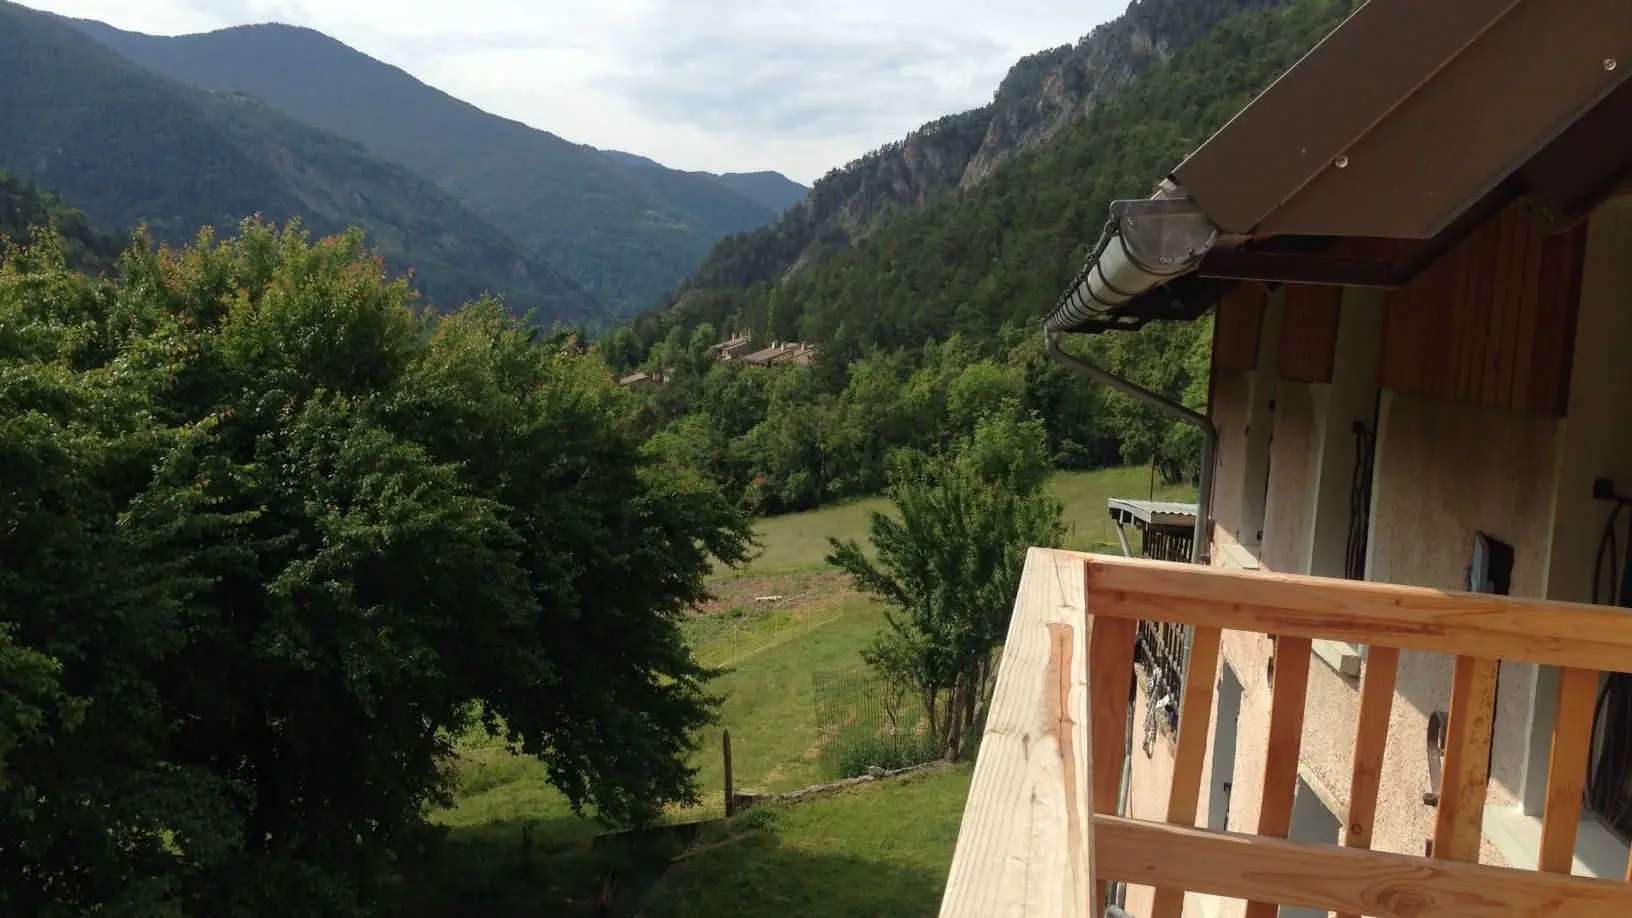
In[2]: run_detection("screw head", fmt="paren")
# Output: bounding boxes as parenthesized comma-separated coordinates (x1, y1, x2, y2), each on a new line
(1334, 153, 1351, 169)
(1607, 57, 1619, 71)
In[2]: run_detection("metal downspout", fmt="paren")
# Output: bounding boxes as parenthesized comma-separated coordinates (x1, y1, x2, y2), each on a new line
(1043, 328, 1215, 564)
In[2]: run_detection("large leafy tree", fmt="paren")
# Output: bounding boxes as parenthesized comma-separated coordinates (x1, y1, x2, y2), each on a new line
(0, 222, 751, 915)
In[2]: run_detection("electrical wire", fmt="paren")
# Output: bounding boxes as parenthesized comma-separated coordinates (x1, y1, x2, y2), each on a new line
(1345, 422, 1376, 581)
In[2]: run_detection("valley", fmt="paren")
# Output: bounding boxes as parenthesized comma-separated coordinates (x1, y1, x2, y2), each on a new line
(0, 0, 1336, 914)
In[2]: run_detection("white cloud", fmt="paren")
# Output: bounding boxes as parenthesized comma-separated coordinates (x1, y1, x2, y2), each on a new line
(22, 0, 1126, 184)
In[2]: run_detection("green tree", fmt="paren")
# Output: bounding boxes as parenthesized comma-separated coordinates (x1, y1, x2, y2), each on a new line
(0, 221, 751, 915)
(826, 417, 1064, 759)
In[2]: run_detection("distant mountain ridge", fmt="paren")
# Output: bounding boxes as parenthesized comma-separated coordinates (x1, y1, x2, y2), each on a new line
(597, 150, 807, 212)
(670, 0, 1289, 302)
(0, 1, 601, 323)
(68, 17, 793, 315)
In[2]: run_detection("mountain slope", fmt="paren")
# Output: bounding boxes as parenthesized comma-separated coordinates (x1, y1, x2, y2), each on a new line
(69, 18, 786, 314)
(0, 169, 124, 274)
(712, 172, 808, 213)
(628, 0, 1347, 354)
(671, 0, 1293, 300)
(0, 1, 600, 324)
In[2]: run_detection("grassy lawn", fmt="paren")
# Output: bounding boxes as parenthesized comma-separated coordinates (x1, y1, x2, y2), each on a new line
(406, 465, 1186, 915)
(1054, 464, 1196, 554)
(735, 465, 1197, 574)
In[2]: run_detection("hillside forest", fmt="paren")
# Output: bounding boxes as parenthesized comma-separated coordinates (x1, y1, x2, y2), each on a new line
(604, 0, 1347, 514)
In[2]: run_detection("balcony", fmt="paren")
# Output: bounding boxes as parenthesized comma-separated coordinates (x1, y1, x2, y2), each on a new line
(938, 548, 1632, 918)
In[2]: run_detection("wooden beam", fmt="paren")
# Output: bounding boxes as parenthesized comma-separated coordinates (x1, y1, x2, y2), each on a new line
(1244, 636, 1313, 918)
(1095, 815, 1632, 918)
(1537, 667, 1599, 873)
(1087, 615, 1135, 909)
(1149, 624, 1223, 918)
(1431, 656, 1499, 862)
(1336, 645, 1400, 918)
(1080, 553, 1632, 673)
(938, 548, 1093, 918)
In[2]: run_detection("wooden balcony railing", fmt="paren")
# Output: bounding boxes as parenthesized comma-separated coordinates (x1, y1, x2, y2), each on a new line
(939, 548, 1632, 918)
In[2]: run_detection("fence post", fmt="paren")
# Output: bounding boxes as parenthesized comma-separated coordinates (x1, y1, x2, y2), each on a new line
(723, 729, 735, 817)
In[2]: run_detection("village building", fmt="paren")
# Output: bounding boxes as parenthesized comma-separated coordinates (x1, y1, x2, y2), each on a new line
(941, 1, 1632, 916)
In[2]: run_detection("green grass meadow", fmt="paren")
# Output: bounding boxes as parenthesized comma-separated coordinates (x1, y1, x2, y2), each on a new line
(400, 466, 1191, 916)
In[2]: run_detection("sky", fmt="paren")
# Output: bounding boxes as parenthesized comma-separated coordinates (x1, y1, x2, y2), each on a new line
(21, 0, 1126, 185)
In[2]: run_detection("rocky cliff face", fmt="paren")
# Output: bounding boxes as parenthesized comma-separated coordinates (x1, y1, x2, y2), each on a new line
(675, 0, 1290, 300)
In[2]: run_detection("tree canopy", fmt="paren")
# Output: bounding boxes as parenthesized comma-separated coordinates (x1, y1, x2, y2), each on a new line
(828, 416, 1065, 760)
(0, 222, 751, 915)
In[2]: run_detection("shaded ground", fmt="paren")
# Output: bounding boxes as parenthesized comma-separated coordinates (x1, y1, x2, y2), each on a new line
(640, 768, 971, 918)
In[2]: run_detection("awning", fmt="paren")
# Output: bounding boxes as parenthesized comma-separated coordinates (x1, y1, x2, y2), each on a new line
(1046, 0, 1632, 336)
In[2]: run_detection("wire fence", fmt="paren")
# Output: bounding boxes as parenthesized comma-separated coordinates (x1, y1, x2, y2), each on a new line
(686, 603, 846, 671)
(811, 665, 941, 779)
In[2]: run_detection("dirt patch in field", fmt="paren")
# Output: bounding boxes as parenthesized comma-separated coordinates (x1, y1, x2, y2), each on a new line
(695, 572, 859, 617)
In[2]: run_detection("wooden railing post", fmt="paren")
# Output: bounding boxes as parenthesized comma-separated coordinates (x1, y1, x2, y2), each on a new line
(1431, 655, 1499, 862)
(1538, 666, 1598, 873)
(1243, 635, 1313, 918)
(1335, 645, 1399, 918)
(1149, 624, 1222, 918)
(1088, 615, 1136, 910)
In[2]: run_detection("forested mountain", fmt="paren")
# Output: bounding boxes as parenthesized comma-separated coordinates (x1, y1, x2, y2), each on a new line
(0, 1, 600, 324)
(0, 169, 123, 273)
(69, 17, 790, 314)
(606, 0, 1350, 514)
(670, 0, 1297, 300)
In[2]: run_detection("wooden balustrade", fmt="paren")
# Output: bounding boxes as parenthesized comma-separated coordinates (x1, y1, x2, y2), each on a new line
(939, 549, 1632, 918)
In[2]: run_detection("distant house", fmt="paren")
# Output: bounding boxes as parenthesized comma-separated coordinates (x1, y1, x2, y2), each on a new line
(740, 341, 820, 368)
(616, 371, 660, 392)
(708, 334, 754, 361)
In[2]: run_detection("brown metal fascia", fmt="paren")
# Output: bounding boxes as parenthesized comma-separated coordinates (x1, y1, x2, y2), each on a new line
(1256, 0, 1632, 239)
(1519, 76, 1632, 228)
(1171, 0, 1523, 236)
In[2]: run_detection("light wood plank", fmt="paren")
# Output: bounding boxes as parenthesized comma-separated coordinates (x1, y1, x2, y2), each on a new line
(1335, 645, 1400, 918)
(1149, 624, 1223, 918)
(1089, 617, 1135, 815)
(1087, 614, 1135, 910)
(1096, 815, 1632, 918)
(1081, 553, 1632, 672)
(938, 548, 1093, 918)
(1537, 666, 1599, 873)
(1432, 655, 1499, 862)
(1244, 635, 1313, 918)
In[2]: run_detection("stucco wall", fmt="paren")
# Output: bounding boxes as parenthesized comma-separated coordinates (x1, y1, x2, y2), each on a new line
(1546, 198, 1632, 607)
(1261, 383, 1320, 574)
(1364, 391, 1561, 859)
(1121, 678, 1226, 918)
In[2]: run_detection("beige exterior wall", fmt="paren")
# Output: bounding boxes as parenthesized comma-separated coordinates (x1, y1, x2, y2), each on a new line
(1546, 198, 1632, 608)
(1364, 391, 1561, 860)
(1145, 201, 1632, 918)
(1260, 382, 1320, 574)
